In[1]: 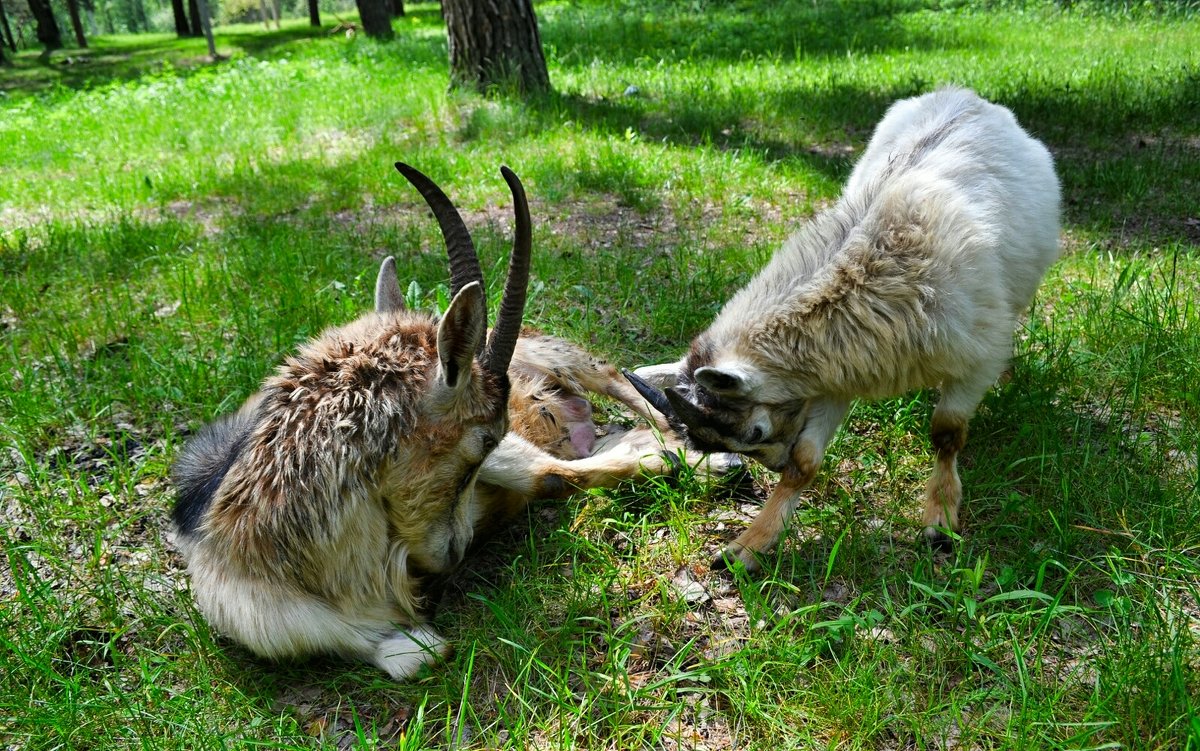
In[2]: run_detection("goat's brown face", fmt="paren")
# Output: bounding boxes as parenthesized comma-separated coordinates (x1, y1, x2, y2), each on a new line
(371, 163, 533, 574)
(381, 343, 509, 575)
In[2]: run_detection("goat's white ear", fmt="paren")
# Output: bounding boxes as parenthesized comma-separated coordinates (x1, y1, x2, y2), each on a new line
(436, 282, 485, 390)
(695, 365, 758, 397)
(375, 256, 406, 314)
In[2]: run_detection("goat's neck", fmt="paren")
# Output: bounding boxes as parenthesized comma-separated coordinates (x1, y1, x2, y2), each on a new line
(716, 201, 939, 399)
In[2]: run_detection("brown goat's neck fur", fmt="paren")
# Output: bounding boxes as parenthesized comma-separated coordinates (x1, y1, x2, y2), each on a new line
(202, 311, 499, 585)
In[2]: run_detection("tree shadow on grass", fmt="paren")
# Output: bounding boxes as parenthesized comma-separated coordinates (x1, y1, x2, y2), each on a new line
(0, 24, 330, 97)
(540, 0, 978, 67)
(515, 69, 1199, 247)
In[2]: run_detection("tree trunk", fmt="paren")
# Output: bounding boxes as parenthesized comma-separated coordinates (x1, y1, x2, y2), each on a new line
(187, 0, 203, 36)
(170, 0, 189, 36)
(0, 0, 16, 52)
(354, 0, 392, 39)
(27, 0, 62, 51)
(132, 0, 148, 32)
(66, 0, 87, 47)
(270, 0, 281, 27)
(194, 0, 217, 57)
(391, 0, 403, 17)
(443, 0, 549, 95)
(306, 0, 319, 26)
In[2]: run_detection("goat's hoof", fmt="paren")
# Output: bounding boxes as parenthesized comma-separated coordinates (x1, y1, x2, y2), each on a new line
(659, 448, 686, 475)
(923, 526, 954, 553)
(711, 543, 761, 574)
(706, 452, 745, 477)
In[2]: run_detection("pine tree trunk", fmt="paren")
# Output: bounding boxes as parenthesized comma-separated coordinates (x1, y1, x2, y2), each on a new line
(194, 0, 217, 57)
(391, 0, 403, 17)
(187, 0, 203, 36)
(306, 0, 319, 26)
(0, 0, 17, 52)
(170, 0, 189, 36)
(354, 0, 392, 39)
(66, 0, 87, 47)
(27, 0, 62, 51)
(443, 0, 549, 95)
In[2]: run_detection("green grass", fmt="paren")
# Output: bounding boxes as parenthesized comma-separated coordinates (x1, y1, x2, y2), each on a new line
(2, 0, 1199, 748)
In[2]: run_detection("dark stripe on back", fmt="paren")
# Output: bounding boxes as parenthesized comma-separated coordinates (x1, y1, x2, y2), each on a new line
(171, 410, 255, 536)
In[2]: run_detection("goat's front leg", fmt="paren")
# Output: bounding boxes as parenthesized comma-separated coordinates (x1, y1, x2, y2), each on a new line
(923, 375, 992, 548)
(716, 397, 849, 573)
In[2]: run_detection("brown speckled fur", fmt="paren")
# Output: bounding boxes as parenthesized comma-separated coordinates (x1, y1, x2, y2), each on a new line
(171, 258, 700, 681)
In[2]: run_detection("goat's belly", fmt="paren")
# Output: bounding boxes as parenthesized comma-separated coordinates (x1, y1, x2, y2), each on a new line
(836, 357, 961, 401)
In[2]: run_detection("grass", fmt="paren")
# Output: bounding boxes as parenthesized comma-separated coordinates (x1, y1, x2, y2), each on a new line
(2, 0, 1198, 748)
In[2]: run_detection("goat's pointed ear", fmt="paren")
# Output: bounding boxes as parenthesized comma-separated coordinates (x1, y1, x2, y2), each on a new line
(436, 282, 486, 390)
(375, 256, 406, 314)
(695, 365, 757, 397)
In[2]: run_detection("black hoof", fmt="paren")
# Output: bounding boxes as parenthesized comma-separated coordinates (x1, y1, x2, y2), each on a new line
(659, 448, 686, 475)
(924, 527, 954, 553)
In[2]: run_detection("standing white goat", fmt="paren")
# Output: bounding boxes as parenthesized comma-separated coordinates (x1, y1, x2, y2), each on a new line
(626, 87, 1061, 571)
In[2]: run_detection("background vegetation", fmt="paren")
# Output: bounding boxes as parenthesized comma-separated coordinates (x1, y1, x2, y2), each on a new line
(2, 0, 1198, 748)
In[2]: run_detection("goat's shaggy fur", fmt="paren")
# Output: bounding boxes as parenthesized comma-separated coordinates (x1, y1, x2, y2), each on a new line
(171, 166, 716, 680)
(632, 87, 1061, 571)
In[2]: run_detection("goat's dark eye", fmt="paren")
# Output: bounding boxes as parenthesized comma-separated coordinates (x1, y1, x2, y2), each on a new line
(481, 434, 499, 453)
(748, 427, 764, 443)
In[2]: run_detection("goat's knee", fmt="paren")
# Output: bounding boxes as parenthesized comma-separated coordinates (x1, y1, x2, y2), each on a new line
(716, 441, 822, 573)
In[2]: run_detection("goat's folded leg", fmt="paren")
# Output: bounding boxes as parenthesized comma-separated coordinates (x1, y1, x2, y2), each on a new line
(715, 397, 849, 573)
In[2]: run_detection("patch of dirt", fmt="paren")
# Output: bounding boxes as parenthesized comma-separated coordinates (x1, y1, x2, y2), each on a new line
(272, 683, 413, 749)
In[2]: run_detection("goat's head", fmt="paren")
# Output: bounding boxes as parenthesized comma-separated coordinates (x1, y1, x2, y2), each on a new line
(353, 162, 531, 574)
(624, 338, 808, 472)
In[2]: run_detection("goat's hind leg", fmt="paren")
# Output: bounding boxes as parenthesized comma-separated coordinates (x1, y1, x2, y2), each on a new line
(189, 559, 447, 681)
(922, 375, 993, 549)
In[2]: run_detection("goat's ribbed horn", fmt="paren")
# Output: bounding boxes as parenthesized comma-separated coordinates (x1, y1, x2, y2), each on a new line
(483, 166, 532, 378)
(622, 369, 677, 420)
(395, 162, 486, 353)
(664, 387, 710, 431)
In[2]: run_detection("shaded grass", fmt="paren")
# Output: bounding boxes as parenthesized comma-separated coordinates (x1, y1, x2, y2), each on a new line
(2, 1, 1199, 749)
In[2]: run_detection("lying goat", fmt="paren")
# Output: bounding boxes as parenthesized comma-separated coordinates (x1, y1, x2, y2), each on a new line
(172, 164, 700, 680)
(627, 87, 1061, 572)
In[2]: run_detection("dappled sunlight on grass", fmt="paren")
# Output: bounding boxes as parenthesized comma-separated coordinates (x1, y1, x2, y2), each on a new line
(1, 1, 1198, 748)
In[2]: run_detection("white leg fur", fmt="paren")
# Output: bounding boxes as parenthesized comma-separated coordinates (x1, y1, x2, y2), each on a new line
(373, 625, 449, 680)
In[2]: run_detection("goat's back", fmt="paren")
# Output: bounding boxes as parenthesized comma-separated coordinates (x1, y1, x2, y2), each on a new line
(848, 87, 1061, 316)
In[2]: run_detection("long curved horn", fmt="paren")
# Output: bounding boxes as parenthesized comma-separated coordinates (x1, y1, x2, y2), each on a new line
(664, 387, 712, 431)
(622, 369, 677, 420)
(483, 166, 532, 378)
(394, 162, 486, 350)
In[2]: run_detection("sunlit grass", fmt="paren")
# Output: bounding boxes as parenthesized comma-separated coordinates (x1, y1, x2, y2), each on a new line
(1, 1, 1198, 748)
